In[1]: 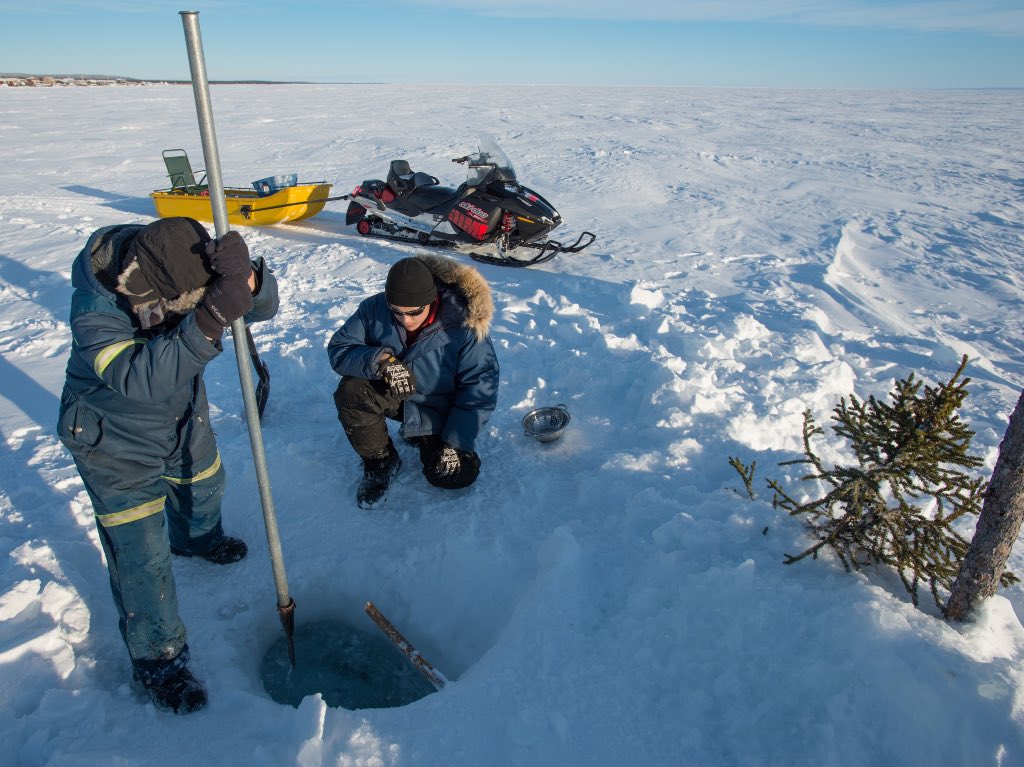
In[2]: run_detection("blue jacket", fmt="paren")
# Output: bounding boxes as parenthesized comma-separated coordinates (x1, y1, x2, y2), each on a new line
(327, 255, 499, 453)
(58, 224, 278, 479)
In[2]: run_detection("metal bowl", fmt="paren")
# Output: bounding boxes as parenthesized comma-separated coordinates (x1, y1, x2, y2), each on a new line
(522, 405, 571, 443)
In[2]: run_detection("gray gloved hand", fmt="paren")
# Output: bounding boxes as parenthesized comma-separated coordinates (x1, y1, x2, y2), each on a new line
(204, 231, 252, 278)
(379, 355, 416, 399)
(436, 446, 461, 478)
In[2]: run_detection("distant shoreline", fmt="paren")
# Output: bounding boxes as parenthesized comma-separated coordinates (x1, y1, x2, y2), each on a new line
(2, 75, 1018, 91)
(0, 74, 368, 87)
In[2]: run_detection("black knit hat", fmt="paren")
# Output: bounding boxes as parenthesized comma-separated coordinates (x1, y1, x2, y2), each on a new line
(118, 217, 215, 307)
(385, 257, 437, 307)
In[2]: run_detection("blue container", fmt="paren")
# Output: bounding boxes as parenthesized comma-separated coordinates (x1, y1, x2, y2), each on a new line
(252, 173, 298, 196)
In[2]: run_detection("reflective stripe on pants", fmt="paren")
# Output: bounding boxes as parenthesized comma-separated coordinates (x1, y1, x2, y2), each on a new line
(75, 452, 226, 661)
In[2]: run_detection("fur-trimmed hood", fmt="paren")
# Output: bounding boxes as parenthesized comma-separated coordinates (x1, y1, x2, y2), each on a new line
(116, 258, 208, 319)
(72, 223, 209, 327)
(416, 254, 494, 341)
(73, 224, 144, 299)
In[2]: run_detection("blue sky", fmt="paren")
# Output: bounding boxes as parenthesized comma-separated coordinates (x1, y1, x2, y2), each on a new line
(2, 1, 1023, 88)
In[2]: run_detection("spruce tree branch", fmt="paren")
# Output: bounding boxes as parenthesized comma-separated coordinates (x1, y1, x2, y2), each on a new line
(736, 355, 1011, 612)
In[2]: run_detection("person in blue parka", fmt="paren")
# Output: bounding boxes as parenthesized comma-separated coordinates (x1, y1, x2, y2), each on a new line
(327, 255, 499, 509)
(57, 216, 278, 714)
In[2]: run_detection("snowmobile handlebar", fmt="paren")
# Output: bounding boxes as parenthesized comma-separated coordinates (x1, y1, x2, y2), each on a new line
(452, 155, 495, 169)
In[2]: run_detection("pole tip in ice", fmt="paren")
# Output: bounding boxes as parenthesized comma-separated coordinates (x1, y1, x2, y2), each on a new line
(278, 596, 296, 668)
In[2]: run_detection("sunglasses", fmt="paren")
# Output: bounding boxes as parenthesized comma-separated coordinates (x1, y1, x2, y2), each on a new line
(389, 304, 428, 317)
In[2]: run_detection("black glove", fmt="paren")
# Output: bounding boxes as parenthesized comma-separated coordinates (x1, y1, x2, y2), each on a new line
(436, 445, 461, 478)
(204, 231, 252, 278)
(379, 355, 416, 399)
(195, 276, 254, 339)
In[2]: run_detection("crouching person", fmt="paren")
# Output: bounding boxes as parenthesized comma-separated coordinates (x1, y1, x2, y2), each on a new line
(57, 217, 279, 714)
(328, 256, 499, 508)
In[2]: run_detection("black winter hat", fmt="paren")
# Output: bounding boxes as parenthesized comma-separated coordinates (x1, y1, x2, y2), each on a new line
(119, 217, 215, 306)
(385, 257, 437, 307)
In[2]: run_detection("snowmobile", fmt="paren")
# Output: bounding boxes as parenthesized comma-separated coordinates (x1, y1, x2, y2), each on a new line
(345, 136, 595, 267)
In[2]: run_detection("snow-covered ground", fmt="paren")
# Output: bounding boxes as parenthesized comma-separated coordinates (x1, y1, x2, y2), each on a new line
(1, 84, 1023, 766)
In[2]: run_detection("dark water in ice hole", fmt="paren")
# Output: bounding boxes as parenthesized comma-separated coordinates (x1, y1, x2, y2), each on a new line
(261, 619, 437, 709)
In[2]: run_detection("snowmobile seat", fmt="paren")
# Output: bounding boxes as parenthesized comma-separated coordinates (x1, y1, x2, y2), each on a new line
(388, 161, 441, 198)
(407, 183, 461, 212)
(387, 160, 415, 194)
(162, 149, 208, 194)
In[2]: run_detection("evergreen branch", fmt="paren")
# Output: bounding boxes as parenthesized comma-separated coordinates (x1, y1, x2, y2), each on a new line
(734, 355, 1014, 612)
(729, 456, 757, 500)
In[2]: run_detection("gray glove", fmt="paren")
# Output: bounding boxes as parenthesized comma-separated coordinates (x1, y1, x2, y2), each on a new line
(379, 355, 416, 399)
(436, 446, 461, 477)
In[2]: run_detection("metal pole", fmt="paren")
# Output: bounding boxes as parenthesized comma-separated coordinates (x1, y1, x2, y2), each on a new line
(180, 10, 296, 665)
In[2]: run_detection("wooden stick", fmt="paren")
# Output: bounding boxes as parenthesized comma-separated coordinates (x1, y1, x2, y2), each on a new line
(364, 601, 447, 691)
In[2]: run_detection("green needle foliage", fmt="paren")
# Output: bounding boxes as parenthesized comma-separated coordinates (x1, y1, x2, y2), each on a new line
(734, 355, 1016, 612)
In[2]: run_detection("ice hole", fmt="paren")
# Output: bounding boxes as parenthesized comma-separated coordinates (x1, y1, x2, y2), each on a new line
(260, 618, 437, 709)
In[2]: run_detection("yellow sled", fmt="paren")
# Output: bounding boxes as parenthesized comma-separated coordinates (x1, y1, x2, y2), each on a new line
(150, 149, 332, 226)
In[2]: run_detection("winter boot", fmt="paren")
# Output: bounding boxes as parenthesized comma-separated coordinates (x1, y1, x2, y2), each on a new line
(357, 443, 401, 509)
(171, 535, 247, 564)
(133, 645, 207, 714)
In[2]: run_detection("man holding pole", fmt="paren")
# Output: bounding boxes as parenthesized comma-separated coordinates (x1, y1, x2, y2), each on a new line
(57, 216, 278, 714)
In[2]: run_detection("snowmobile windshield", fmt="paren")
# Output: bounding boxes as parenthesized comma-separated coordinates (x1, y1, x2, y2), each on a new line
(465, 136, 518, 186)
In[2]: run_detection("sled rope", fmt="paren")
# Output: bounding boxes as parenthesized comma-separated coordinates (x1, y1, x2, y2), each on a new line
(239, 194, 351, 219)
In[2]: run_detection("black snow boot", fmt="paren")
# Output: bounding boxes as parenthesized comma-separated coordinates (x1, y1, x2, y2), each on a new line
(171, 535, 247, 564)
(133, 645, 207, 714)
(357, 443, 401, 509)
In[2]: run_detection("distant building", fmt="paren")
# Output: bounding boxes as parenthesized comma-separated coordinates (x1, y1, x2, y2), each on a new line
(0, 75, 150, 87)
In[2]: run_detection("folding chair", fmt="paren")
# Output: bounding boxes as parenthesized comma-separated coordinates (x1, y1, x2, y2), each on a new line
(162, 149, 208, 193)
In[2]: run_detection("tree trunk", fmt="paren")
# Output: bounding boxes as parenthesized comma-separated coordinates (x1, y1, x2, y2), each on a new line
(947, 389, 1024, 621)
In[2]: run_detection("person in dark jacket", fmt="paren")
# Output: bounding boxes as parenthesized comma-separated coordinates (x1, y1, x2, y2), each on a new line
(328, 255, 499, 508)
(57, 216, 279, 714)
